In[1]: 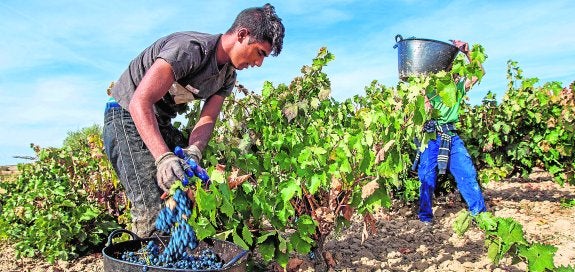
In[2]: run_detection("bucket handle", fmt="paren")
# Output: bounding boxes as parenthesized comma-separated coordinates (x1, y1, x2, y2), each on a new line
(393, 34, 403, 48)
(106, 229, 141, 247)
(221, 249, 250, 269)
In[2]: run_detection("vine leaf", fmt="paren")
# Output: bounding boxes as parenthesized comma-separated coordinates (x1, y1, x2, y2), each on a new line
(291, 234, 313, 254)
(227, 168, 251, 189)
(241, 223, 253, 246)
(308, 173, 325, 195)
(296, 215, 317, 235)
(361, 180, 379, 199)
(233, 230, 249, 250)
(519, 243, 557, 272)
(375, 140, 395, 164)
(498, 218, 528, 245)
(283, 103, 298, 122)
(475, 212, 497, 231)
(318, 87, 331, 100)
(452, 210, 471, 236)
(258, 240, 276, 261)
(437, 76, 457, 107)
(280, 179, 301, 203)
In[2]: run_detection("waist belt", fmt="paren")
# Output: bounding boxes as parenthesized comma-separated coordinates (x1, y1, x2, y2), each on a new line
(412, 120, 457, 175)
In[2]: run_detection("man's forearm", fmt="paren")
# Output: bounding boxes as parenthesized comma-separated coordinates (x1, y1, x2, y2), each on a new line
(128, 58, 176, 159)
(188, 94, 225, 152)
(188, 116, 217, 152)
(129, 99, 170, 159)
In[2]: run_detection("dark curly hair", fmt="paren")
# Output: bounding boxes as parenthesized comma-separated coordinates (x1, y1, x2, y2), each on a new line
(226, 3, 285, 56)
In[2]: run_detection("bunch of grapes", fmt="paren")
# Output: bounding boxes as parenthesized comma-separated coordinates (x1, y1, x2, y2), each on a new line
(156, 189, 197, 263)
(119, 147, 223, 269)
(120, 240, 223, 270)
(120, 240, 160, 265)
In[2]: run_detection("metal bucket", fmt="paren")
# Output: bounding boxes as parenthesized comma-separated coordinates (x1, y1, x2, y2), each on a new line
(102, 229, 250, 272)
(393, 34, 459, 80)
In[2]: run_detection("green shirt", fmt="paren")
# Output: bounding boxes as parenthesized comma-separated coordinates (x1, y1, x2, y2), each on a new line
(428, 79, 466, 125)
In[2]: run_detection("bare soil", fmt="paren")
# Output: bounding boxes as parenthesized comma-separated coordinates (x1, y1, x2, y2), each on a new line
(1, 169, 574, 272)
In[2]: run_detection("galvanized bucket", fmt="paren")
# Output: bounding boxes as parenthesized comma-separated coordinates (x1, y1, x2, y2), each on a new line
(393, 34, 459, 80)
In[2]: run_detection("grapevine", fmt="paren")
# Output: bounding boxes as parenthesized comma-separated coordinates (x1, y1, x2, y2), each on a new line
(2, 46, 573, 270)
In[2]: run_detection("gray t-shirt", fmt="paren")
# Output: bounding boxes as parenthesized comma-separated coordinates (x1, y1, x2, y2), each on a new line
(110, 31, 237, 123)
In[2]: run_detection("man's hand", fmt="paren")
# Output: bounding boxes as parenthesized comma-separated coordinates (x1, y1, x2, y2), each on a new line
(174, 145, 210, 185)
(450, 40, 469, 54)
(183, 145, 202, 163)
(155, 152, 187, 192)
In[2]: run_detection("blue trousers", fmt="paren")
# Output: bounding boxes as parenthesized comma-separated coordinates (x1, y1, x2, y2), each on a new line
(417, 134, 486, 222)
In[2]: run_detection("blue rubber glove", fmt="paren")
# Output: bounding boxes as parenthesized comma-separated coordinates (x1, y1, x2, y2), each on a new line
(174, 146, 210, 186)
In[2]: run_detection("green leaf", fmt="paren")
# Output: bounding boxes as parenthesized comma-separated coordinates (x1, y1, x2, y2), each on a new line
(555, 265, 575, 272)
(296, 215, 317, 235)
(307, 173, 325, 195)
(278, 235, 288, 253)
(219, 197, 234, 218)
(475, 212, 497, 231)
(486, 239, 504, 264)
(290, 233, 313, 254)
(232, 230, 249, 250)
(209, 168, 226, 184)
(78, 207, 99, 222)
(191, 216, 216, 240)
(297, 148, 313, 167)
(498, 218, 528, 245)
(256, 230, 277, 244)
(60, 199, 77, 208)
(279, 179, 301, 203)
(414, 95, 426, 126)
(437, 77, 457, 107)
(241, 224, 253, 247)
(258, 241, 276, 261)
(339, 158, 352, 173)
(276, 251, 290, 268)
(217, 183, 235, 217)
(276, 204, 295, 226)
(196, 186, 217, 214)
(262, 81, 273, 98)
(518, 243, 557, 272)
(452, 210, 471, 236)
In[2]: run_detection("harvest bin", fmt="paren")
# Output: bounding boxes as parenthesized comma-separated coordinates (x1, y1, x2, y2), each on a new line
(102, 229, 250, 272)
(393, 34, 459, 80)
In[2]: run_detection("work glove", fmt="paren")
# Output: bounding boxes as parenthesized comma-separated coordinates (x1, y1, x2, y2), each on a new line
(182, 145, 202, 163)
(155, 152, 187, 192)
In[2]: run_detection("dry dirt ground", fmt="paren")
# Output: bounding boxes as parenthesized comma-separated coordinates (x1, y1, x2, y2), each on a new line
(1, 169, 573, 272)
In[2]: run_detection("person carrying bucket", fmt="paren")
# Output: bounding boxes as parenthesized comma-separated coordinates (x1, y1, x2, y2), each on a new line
(412, 39, 487, 224)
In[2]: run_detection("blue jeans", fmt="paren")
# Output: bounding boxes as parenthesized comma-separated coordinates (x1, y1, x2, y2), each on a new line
(103, 105, 187, 237)
(417, 134, 486, 222)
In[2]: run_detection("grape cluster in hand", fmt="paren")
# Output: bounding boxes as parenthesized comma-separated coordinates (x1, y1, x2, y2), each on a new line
(174, 146, 210, 186)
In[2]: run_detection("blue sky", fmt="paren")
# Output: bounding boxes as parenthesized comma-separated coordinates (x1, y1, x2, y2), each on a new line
(1, 0, 574, 165)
